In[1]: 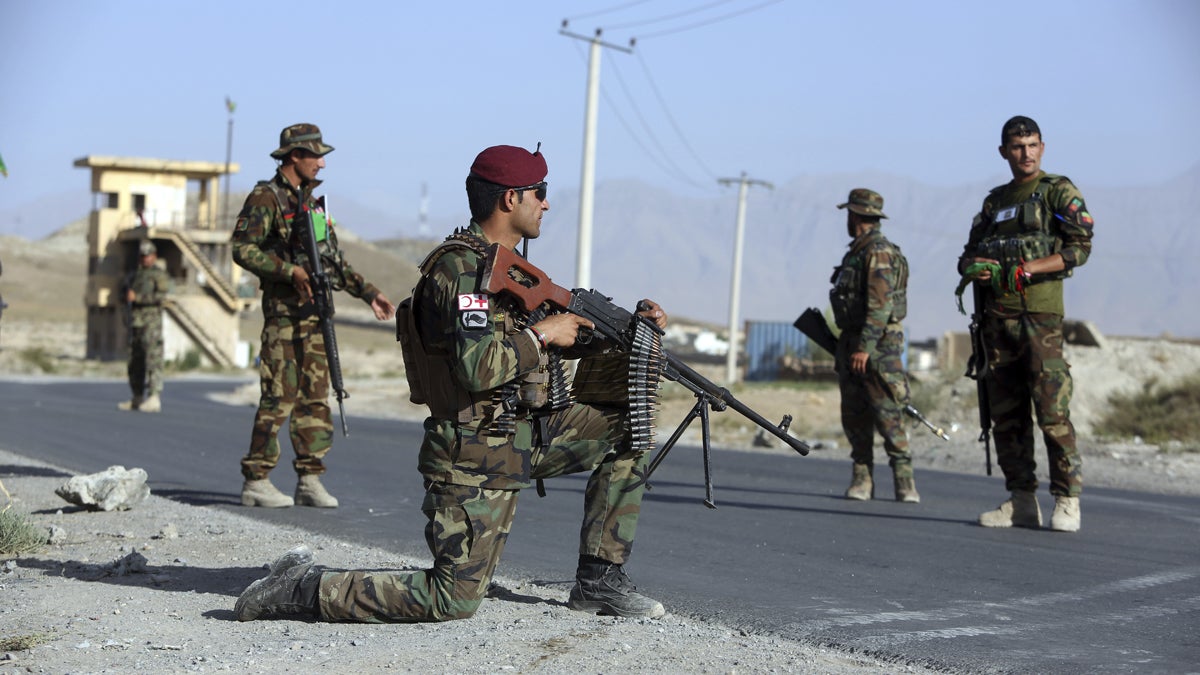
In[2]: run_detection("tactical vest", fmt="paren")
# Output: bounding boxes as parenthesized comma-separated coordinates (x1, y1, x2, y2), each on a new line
(258, 180, 347, 290)
(974, 173, 1071, 282)
(396, 232, 563, 430)
(829, 231, 908, 331)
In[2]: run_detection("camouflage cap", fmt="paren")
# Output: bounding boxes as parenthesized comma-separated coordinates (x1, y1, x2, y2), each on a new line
(138, 240, 157, 255)
(837, 188, 888, 219)
(270, 123, 335, 159)
(469, 144, 547, 187)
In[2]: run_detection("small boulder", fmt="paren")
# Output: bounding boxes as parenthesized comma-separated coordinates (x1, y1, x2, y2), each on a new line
(55, 466, 151, 511)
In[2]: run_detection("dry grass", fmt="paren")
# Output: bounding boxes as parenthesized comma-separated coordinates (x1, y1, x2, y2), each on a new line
(0, 507, 46, 556)
(1096, 372, 1200, 451)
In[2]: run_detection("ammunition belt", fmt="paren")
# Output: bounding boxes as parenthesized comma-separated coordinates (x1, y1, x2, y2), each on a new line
(628, 320, 665, 454)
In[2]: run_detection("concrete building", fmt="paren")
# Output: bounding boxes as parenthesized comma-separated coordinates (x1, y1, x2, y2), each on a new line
(74, 155, 251, 368)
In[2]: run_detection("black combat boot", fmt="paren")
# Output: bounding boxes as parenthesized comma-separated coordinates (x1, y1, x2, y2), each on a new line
(568, 555, 665, 618)
(235, 545, 322, 621)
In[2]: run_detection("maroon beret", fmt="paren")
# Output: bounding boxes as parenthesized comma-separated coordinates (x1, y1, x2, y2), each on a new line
(469, 144, 547, 187)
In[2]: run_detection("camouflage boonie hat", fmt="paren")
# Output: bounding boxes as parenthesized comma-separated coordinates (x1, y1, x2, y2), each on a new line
(270, 123, 335, 159)
(837, 188, 888, 219)
(138, 240, 157, 255)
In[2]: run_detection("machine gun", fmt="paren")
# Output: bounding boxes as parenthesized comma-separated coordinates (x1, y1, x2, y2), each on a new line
(296, 191, 351, 436)
(793, 307, 950, 441)
(963, 284, 993, 475)
(480, 243, 810, 508)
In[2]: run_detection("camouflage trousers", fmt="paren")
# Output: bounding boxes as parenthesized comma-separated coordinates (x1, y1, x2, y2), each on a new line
(127, 309, 164, 398)
(983, 310, 1081, 497)
(318, 402, 646, 622)
(838, 330, 912, 475)
(240, 317, 332, 480)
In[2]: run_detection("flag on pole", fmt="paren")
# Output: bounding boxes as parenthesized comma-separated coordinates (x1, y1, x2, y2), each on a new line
(0, 152, 7, 177)
(225, 96, 236, 114)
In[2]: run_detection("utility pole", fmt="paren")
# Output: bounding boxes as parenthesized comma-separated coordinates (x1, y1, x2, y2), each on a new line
(559, 22, 632, 290)
(418, 181, 429, 237)
(223, 96, 236, 228)
(718, 172, 773, 384)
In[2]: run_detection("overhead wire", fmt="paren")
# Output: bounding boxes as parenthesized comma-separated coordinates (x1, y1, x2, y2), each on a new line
(605, 0, 741, 31)
(633, 50, 719, 181)
(561, 0, 788, 191)
(606, 54, 710, 189)
(569, 40, 704, 189)
(564, 0, 654, 24)
(636, 0, 785, 40)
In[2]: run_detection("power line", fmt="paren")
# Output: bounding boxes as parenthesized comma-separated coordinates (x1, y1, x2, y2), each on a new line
(634, 50, 718, 180)
(567, 39, 710, 191)
(607, 56, 710, 188)
(606, 0, 741, 30)
(564, 0, 654, 24)
(638, 0, 785, 40)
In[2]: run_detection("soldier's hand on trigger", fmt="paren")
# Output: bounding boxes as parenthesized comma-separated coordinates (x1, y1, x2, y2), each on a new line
(637, 299, 668, 329)
(291, 265, 313, 304)
(534, 313, 594, 347)
(850, 351, 869, 375)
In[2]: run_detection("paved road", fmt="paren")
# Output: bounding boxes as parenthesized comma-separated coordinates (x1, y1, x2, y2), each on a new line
(2, 377, 1197, 673)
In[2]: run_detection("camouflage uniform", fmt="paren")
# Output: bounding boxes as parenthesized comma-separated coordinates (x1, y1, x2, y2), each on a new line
(231, 171, 381, 480)
(831, 224, 912, 478)
(125, 262, 170, 400)
(318, 222, 648, 622)
(960, 171, 1094, 497)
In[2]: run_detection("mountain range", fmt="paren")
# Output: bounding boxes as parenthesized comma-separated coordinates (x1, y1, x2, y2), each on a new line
(3, 165, 1197, 341)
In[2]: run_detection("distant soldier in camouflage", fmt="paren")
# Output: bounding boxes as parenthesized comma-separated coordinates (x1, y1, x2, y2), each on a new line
(959, 116, 1094, 532)
(118, 240, 170, 413)
(830, 188, 919, 503)
(236, 144, 670, 624)
(231, 123, 395, 510)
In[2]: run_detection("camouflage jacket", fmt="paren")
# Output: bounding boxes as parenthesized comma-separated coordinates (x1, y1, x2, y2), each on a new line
(830, 228, 908, 358)
(125, 264, 170, 329)
(230, 171, 380, 319)
(413, 222, 555, 490)
(959, 171, 1093, 316)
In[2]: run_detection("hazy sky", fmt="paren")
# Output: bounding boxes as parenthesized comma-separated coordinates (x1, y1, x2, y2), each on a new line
(2, 0, 1197, 237)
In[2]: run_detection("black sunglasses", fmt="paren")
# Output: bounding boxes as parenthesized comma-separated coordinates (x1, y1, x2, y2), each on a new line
(498, 181, 548, 201)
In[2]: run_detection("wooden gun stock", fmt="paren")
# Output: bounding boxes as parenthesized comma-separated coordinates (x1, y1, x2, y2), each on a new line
(479, 243, 573, 312)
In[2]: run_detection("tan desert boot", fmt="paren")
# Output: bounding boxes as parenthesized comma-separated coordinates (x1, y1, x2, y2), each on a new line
(295, 474, 339, 508)
(844, 463, 874, 501)
(241, 478, 295, 508)
(117, 395, 143, 411)
(979, 491, 1042, 528)
(139, 394, 161, 413)
(1050, 496, 1081, 532)
(894, 475, 921, 503)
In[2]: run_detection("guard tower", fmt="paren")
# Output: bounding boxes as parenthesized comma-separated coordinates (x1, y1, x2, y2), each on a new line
(75, 155, 251, 367)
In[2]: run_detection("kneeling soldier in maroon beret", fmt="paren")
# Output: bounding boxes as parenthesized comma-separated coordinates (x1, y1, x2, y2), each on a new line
(238, 143, 671, 623)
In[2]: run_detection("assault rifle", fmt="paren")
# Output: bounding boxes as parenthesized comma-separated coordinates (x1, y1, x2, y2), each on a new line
(963, 284, 993, 475)
(793, 307, 950, 441)
(297, 191, 351, 436)
(480, 243, 810, 508)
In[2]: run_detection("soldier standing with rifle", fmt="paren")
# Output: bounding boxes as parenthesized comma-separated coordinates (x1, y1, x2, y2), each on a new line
(231, 123, 394, 509)
(829, 189, 920, 503)
(117, 240, 170, 413)
(958, 116, 1093, 532)
(235, 144, 672, 624)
